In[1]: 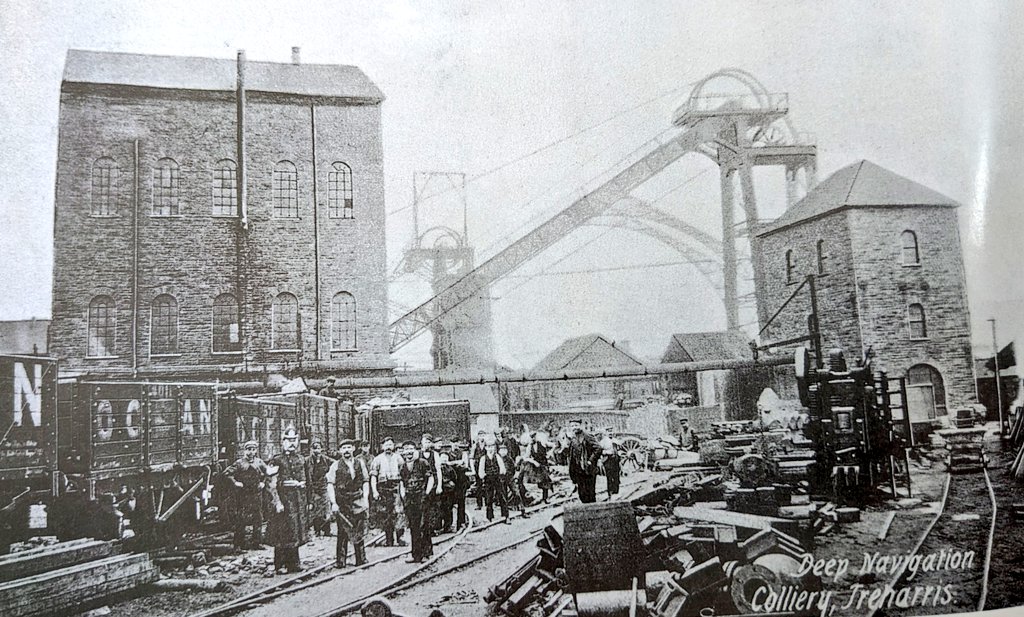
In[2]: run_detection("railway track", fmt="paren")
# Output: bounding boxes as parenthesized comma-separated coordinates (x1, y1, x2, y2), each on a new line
(194, 473, 656, 617)
(867, 468, 997, 617)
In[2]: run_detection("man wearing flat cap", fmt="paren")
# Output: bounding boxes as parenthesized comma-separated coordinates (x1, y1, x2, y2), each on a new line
(326, 439, 370, 568)
(399, 440, 435, 563)
(267, 427, 310, 574)
(223, 439, 267, 549)
(371, 436, 406, 546)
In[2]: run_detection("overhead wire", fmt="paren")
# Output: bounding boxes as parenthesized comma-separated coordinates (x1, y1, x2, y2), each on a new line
(386, 80, 699, 218)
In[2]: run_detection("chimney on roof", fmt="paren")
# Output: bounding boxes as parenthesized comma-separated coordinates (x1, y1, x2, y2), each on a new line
(291, 47, 301, 65)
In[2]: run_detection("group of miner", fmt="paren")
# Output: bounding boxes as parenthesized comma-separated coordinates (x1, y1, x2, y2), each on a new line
(221, 418, 640, 575)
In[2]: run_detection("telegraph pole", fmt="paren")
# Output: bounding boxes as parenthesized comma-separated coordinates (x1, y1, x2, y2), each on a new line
(989, 318, 1004, 437)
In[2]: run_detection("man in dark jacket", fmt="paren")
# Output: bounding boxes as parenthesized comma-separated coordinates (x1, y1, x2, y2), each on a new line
(400, 440, 436, 563)
(477, 438, 510, 523)
(223, 440, 267, 549)
(267, 428, 309, 574)
(567, 419, 601, 503)
(326, 439, 369, 569)
(305, 441, 334, 536)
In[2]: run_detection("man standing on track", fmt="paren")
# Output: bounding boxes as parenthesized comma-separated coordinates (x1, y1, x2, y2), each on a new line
(223, 440, 266, 549)
(370, 436, 407, 546)
(419, 433, 443, 532)
(266, 428, 309, 574)
(469, 430, 489, 510)
(305, 441, 334, 536)
(478, 437, 510, 523)
(567, 419, 602, 504)
(400, 440, 436, 563)
(326, 439, 370, 569)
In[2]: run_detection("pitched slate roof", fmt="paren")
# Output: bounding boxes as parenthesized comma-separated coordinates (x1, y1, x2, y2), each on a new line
(533, 334, 643, 373)
(757, 160, 957, 236)
(661, 330, 751, 364)
(63, 49, 384, 103)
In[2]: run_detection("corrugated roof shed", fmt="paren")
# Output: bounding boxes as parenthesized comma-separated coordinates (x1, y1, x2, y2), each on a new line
(661, 330, 751, 364)
(0, 319, 49, 354)
(63, 49, 384, 103)
(757, 160, 957, 236)
(532, 334, 643, 373)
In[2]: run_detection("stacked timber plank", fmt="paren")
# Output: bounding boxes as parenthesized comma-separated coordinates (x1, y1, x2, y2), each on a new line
(0, 539, 158, 617)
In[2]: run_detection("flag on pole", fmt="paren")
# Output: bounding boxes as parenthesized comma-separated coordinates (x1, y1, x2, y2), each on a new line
(985, 341, 1016, 372)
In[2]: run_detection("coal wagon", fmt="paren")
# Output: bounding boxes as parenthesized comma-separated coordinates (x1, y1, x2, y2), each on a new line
(219, 392, 355, 460)
(0, 355, 58, 548)
(355, 399, 471, 449)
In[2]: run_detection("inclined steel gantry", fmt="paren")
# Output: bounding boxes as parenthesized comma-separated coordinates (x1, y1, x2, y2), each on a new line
(390, 69, 817, 366)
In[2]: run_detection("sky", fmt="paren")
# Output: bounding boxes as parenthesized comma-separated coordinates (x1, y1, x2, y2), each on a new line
(1, 0, 1022, 370)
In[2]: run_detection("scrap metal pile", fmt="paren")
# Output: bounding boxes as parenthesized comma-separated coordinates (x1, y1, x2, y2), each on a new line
(486, 468, 864, 617)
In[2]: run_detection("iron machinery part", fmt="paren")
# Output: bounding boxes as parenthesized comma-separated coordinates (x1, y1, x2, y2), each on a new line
(361, 598, 393, 617)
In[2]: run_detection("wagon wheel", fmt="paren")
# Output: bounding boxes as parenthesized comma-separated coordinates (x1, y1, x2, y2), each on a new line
(617, 437, 648, 474)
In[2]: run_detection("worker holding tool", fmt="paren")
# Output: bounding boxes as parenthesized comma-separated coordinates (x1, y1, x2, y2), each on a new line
(326, 438, 370, 569)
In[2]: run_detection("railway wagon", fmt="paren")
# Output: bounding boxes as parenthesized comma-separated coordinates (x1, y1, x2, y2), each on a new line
(52, 380, 221, 541)
(219, 392, 355, 461)
(0, 355, 58, 547)
(355, 399, 471, 450)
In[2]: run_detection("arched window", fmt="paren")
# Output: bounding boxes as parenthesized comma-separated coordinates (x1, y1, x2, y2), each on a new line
(901, 230, 919, 265)
(212, 293, 241, 352)
(87, 296, 116, 357)
(91, 157, 119, 216)
(152, 158, 180, 216)
(212, 159, 237, 216)
(150, 294, 179, 355)
(907, 364, 947, 419)
(908, 303, 927, 339)
(272, 293, 299, 350)
(272, 161, 298, 217)
(331, 292, 357, 350)
(816, 239, 828, 274)
(785, 249, 797, 284)
(328, 162, 354, 219)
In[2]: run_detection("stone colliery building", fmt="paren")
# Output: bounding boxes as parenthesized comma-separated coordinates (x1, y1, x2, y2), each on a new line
(50, 49, 392, 378)
(756, 160, 977, 424)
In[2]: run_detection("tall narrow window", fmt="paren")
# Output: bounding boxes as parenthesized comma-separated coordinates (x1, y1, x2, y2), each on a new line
(212, 293, 241, 352)
(328, 162, 354, 219)
(150, 294, 179, 355)
(816, 240, 828, 274)
(272, 293, 299, 350)
(152, 158, 180, 216)
(901, 230, 919, 265)
(91, 157, 119, 216)
(87, 296, 116, 357)
(272, 161, 299, 217)
(908, 303, 927, 339)
(212, 159, 238, 216)
(331, 292, 357, 350)
(785, 249, 797, 284)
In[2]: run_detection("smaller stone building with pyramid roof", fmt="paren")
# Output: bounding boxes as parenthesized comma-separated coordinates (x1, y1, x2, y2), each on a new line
(756, 160, 977, 424)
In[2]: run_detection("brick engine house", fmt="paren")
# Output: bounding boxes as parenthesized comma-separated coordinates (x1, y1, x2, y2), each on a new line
(756, 160, 977, 426)
(50, 49, 392, 378)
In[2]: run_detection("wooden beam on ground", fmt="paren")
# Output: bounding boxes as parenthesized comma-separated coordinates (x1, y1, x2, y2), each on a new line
(0, 539, 114, 582)
(878, 512, 897, 540)
(0, 553, 158, 617)
(672, 506, 791, 531)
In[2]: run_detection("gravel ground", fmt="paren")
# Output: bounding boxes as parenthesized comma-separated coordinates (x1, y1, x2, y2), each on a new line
(977, 438, 1024, 611)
